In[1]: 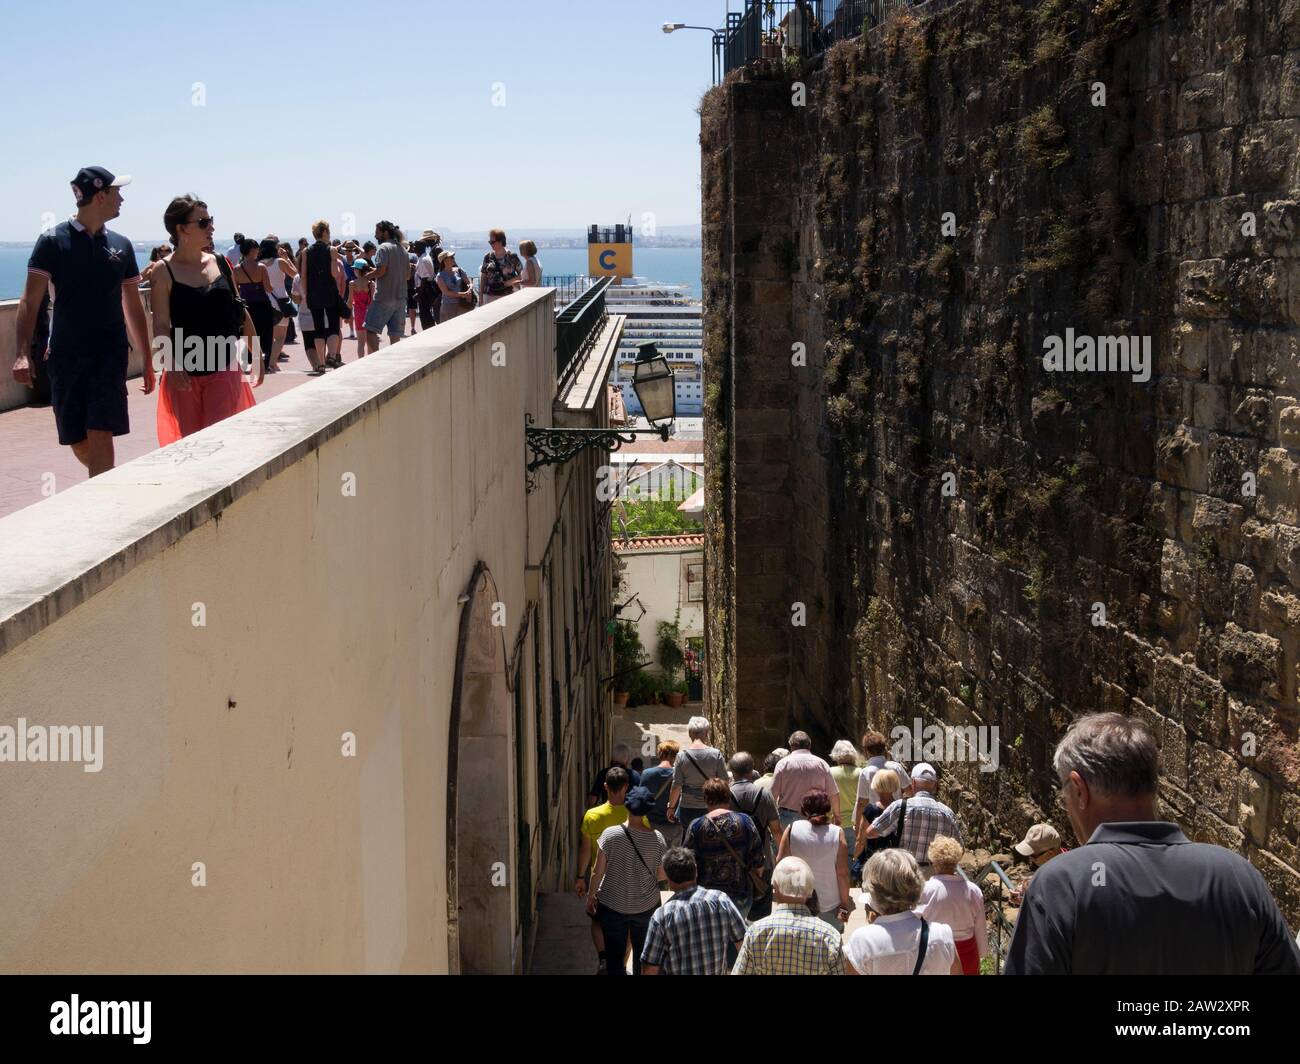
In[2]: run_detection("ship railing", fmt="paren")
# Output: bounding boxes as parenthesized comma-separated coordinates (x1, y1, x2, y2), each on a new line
(555, 276, 613, 390)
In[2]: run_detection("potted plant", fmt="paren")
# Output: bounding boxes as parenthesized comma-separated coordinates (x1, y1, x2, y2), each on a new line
(657, 612, 687, 709)
(612, 620, 644, 707)
(628, 669, 657, 708)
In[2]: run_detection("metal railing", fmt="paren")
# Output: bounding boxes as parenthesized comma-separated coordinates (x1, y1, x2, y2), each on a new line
(967, 858, 1019, 974)
(543, 274, 597, 308)
(715, 0, 925, 82)
(555, 276, 612, 389)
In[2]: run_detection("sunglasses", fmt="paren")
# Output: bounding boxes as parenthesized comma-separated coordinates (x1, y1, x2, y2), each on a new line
(185, 216, 215, 230)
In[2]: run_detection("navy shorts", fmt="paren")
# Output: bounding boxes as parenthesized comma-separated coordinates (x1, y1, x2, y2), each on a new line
(47, 349, 129, 446)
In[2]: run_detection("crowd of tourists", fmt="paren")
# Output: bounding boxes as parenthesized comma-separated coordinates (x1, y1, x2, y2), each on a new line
(578, 713, 1300, 975)
(11, 165, 545, 474)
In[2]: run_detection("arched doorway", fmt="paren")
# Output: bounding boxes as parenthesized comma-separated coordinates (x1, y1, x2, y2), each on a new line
(446, 563, 514, 974)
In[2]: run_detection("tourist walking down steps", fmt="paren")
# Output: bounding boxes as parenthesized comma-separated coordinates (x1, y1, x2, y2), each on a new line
(585, 786, 667, 976)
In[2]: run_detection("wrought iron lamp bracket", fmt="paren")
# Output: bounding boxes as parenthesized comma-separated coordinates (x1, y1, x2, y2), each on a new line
(524, 413, 670, 493)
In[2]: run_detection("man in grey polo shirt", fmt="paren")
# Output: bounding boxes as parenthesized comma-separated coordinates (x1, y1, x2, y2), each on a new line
(1006, 712, 1300, 974)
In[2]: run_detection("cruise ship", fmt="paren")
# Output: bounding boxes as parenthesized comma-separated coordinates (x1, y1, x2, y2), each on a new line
(552, 224, 703, 418)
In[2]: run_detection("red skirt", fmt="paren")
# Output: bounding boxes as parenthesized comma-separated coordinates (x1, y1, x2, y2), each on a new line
(955, 934, 980, 975)
(157, 368, 256, 445)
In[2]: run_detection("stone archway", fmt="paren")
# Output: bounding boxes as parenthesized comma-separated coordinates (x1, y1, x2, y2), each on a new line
(446, 562, 514, 975)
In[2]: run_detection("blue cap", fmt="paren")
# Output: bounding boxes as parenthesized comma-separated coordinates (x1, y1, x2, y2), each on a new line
(625, 786, 656, 816)
(71, 166, 130, 205)
(352, 258, 370, 269)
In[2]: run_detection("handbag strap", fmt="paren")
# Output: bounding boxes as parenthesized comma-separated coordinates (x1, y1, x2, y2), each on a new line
(707, 813, 753, 872)
(911, 917, 930, 976)
(682, 747, 711, 783)
(652, 774, 673, 802)
(621, 824, 657, 882)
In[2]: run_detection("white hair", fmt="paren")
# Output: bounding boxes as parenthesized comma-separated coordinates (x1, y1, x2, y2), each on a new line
(771, 856, 814, 900)
(687, 716, 711, 740)
(831, 739, 859, 766)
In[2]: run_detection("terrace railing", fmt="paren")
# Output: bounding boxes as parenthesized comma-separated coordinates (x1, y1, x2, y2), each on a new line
(715, 0, 934, 82)
(555, 276, 612, 390)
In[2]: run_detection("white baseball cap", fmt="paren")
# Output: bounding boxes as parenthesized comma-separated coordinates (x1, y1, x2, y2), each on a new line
(911, 762, 937, 782)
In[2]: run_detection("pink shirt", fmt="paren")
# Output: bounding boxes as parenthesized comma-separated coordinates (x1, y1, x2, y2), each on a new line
(770, 750, 837, 813)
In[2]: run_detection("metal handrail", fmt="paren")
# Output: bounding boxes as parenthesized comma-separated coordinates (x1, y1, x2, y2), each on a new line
(714, 1, 934, 83)
(555, 276, 612, 389)
(966, 859, 1019, 974)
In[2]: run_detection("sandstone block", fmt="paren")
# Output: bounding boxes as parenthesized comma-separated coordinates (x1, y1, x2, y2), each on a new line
(1257, 447, 1300, 524)
(1218, 622, 1282, 699)
(1239, 766, 1273, 846)
(1177, 259, 1229, 319)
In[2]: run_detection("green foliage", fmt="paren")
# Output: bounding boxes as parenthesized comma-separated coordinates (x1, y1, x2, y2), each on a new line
(1017, 105, 1070, 170)
(619, 495, 696, 537)
(613, 620, 644, 679)
(627, 668, 659, 706)
(657, 611, 685, 686)
(1026, 213, 1082, 273)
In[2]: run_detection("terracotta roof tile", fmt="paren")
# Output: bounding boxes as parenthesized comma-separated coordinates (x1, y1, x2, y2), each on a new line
(612, 534, 706, 552)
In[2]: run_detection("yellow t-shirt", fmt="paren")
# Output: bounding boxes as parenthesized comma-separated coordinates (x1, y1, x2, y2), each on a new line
(581, 802, 647, 874)
(829, 766, 860, 829)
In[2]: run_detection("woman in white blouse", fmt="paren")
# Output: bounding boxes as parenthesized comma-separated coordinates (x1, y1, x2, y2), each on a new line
(915, 836, 989, 975)
(844, 850, 961, 975)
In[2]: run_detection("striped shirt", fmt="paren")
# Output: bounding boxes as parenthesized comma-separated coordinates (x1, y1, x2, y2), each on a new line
(596, 825, 667, 914)
(732, 903, 845, 975)
(868, 791, 961, 864)
(640, 886, 747, 975)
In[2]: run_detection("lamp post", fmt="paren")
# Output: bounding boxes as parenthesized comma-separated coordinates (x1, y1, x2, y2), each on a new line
(663, 21, 725, 85)
(524, 342, 676, 492)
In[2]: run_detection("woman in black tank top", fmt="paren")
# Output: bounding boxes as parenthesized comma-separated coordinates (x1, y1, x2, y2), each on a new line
(152, 194, 260, 444)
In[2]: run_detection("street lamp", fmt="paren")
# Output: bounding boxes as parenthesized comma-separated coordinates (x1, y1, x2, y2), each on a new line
(630, 342, 676, 433)
(523, 342, 677, 490)
(662, 21, 725, 84)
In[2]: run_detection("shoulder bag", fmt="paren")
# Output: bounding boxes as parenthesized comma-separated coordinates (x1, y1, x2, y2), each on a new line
(707, 813, 767, 895)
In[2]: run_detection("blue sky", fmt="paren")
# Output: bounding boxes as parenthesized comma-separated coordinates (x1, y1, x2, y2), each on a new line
(0, 0, 722, 241)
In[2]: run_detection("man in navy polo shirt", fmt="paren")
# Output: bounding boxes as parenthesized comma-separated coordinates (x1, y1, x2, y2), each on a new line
(12, 166, 154, 477)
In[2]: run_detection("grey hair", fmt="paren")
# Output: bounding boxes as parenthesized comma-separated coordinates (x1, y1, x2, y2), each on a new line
(687, 716, 711, 740)
(771, 856, 815, 900)
(611, 742, 630, 763)
(831, 739, 859, 766)
(788, 730, 812, 750)
(729, 751, 755, 778)
(1052, 712, 1158, 796)
(866, 849, 924, 915)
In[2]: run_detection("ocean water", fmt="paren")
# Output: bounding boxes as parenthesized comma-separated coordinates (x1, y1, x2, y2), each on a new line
(0, 243, 702, 300)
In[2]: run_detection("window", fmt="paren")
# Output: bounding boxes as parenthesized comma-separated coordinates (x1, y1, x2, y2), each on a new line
(682, 555, 704, 604)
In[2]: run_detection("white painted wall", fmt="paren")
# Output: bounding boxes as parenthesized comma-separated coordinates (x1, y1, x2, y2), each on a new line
(619, 547, 704, 669)
(0, 289, 602, 974)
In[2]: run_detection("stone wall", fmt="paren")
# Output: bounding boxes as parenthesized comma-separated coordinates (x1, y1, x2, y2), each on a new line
(702, 0, 1300, 921)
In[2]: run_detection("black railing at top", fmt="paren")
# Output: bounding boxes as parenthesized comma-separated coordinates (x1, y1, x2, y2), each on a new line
(555, 276, 612, 390)
(542, 274, 596, 308)
(715, 0, 925, 82)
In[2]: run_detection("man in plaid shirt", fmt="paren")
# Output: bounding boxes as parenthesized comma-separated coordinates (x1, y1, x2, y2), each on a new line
(863, 763, 961, 876)
(641, 848, 746, 975)
(732, 857, 844, 975)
